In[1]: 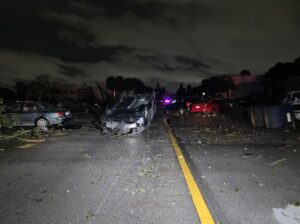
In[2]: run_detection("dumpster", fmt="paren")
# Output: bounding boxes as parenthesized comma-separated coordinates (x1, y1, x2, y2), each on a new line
(280, 104, 294, 123)
(263, 104, 294, 128)
(248, 106, 265, 127)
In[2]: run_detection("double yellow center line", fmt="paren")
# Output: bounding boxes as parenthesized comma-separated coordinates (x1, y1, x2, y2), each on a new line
(164, 119, 215, 224)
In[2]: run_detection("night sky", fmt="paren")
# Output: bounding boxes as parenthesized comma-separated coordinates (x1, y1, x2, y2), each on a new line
(0, 0, 299, 90)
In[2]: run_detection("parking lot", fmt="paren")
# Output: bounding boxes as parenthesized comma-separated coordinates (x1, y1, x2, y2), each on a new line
(0, 114, 199, 224)
(167, 112, 300, 224)
(0, 111, 300, 224)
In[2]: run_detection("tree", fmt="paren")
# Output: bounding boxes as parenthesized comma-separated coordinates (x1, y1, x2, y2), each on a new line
(240, 70, 251, 76)
(106, 76, 151, 95)
(156, 82, 160, 89)
(0, 87, 17, 100)
(186, 84, 192, 96)
(201, 75, 236, 97)
(176, 83, 186, 99)
(115, 76, 124, 93)
(264, 57, 300, 100)
(106, 76, 116, 92)
(14, 82, 28, 100)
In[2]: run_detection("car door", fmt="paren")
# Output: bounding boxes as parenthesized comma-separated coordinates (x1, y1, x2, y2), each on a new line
(19, 103, 39, 126)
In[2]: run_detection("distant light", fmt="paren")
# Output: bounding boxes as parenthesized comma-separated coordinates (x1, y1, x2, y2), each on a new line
(202, 92, 206, 96)
(163, 97, 172, 105)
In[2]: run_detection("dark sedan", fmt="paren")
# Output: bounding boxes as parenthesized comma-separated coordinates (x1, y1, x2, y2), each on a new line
(3, 101, 72, 129)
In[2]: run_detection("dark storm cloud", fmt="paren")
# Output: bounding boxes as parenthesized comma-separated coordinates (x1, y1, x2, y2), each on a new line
(58, 64, 87, 78)
(0, 0, 299, 89)
(136, 55, 174, 72)
(0, 0, 134, 63)
(175, 56, 209, 70)
(135, 53, 211, 73)
(87, 0, 167, 19)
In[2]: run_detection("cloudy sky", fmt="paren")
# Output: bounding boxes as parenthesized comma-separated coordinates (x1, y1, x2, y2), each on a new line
(0, 0, 299, 90)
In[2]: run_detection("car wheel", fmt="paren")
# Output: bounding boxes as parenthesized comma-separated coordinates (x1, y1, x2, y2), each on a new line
(36, 118, 48, 129)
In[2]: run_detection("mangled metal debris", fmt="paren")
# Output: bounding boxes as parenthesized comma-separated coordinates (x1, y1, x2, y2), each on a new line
(101, 94, 155, 135)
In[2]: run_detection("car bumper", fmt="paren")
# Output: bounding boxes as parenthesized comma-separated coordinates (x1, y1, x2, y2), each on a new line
(104, 117, 145, 134)
(48, 116, 73, 125)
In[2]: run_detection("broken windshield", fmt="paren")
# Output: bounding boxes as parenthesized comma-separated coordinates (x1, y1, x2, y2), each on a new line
(113, 97, 136, 110)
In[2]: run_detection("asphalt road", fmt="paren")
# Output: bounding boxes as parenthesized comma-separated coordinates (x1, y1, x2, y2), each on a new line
(169, 114, 300, 224)
(1, 112, 300, 224)
(0, 116, 199, 224)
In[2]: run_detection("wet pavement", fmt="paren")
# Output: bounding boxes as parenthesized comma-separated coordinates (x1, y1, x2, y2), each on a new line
(168, 112, 300, 224)
(0, 115, 199, 224)
(0, 111, 300, 224)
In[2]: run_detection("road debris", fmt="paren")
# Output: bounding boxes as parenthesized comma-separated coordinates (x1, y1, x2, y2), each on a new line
(18, 143, 35, 149)
(138, 187, 146, 192)
(167, 112, 300, 147)
(273, 204, 300, 224)
(294, 202, 300, 207)
(270, 158, 287, 166)
(84, 154, 91, 159)
(52, 132, 67, 136)
(23, 139, 45, 143)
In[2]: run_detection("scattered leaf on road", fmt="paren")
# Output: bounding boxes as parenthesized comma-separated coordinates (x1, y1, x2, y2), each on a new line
(270, 158, 287, 166)
(18, 144, 35, 149)
(138, 187, 146, 192)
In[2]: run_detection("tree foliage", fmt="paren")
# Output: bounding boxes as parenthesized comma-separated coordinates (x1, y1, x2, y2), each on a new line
(200, 75, 236, 97)
(0, 97, 18, 129)
(106, 76, 151, 94)
(264, 57, 300, 100)
(14, 76, 63, 103)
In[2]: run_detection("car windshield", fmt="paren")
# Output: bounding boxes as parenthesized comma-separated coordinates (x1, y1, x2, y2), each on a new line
(113, 97, 136, 110)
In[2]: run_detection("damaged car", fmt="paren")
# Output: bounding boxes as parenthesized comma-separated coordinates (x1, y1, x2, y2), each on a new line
(101, 94, 155, 135)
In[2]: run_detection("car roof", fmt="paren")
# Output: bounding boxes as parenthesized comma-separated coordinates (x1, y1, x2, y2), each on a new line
(15, 101, 45, 107)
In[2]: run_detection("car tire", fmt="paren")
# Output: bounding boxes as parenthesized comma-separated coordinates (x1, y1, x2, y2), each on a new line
(36, 118, 48, 129)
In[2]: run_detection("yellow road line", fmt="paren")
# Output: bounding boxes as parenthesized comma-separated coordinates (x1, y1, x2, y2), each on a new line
(164, 119, 215, 224)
